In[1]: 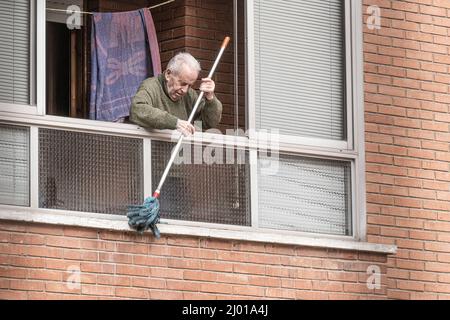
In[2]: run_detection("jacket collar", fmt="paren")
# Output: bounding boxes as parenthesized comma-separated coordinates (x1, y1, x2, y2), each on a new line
(158, 72, 171, 99)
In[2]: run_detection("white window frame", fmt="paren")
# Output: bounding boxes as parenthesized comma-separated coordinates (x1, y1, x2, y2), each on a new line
(0, 0, 45, 115)
(0, 0, 395, 254)
(247, 0, 366, 240)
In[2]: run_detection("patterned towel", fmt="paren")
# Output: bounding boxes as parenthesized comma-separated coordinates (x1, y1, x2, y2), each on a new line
(89, 8, 161, 122)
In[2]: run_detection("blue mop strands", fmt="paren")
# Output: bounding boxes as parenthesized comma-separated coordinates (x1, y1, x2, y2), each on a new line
(127, 196, 160, 238)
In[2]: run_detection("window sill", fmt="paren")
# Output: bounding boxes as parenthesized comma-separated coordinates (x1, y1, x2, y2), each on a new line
(0, 206, 397, 255)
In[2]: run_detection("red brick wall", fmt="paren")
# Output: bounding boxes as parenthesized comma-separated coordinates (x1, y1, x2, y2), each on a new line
(363, 0, 450, 299)
(0, 221, 387, 299)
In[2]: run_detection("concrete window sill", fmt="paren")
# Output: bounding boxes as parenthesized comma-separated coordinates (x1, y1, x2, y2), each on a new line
(0, 206, 397, 255)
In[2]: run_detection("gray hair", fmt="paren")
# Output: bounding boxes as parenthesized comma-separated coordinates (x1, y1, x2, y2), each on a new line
(166, 52, 201, 75)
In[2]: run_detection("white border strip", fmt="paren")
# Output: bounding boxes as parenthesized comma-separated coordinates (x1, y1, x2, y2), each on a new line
(36, 0, 46, 115)
(29, 126, 39, 208)
(353, 0, 367, 241)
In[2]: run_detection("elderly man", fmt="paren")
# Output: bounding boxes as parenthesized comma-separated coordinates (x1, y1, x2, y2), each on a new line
(130, 52, 222, 136)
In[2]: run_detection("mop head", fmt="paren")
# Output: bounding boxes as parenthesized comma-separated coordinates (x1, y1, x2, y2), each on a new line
(127, 196, 161, 238)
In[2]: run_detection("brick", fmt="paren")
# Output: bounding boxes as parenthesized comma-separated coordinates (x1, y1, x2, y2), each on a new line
(133, 255, 167, 267)
(63, 228, 99, 239)
(265, 287, 296, 299)
(396, 259, 425, 271)
(426, 261, 450, 273)
(421, 160, 449, 171)
(201, 260, 233, 272)
(81, 285, 115, 296)
(166, 279, 201, 291)
(0, 290, 28, 300)
(409, 230, 437, 241)
(388, 289, 411, 300)
(200, 282, 232, 294)
(381, 206, 410, 217)
(10, 280, 45, 292)
(115, 287, 149, 299)
(232, 285, 265, 297)
(115, 265, 149, 277)
(97, 275, 131, 287)
(46, 281, 81, 294)
(396, 280, 424, 291)
(233, 263, 266, 275)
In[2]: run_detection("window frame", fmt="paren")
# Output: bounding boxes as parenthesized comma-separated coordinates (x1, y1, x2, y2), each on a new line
(247, 0, 366, 239)
(0, 0, 376, 249)
(0, 0, 45, 115)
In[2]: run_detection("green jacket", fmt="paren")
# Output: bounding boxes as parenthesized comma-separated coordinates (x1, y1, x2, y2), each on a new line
(129, 73, 222, 130)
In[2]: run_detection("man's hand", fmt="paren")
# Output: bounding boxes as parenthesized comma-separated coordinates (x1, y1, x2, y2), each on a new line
(176, 119, 195, 137)
(199, 78, 215, 101)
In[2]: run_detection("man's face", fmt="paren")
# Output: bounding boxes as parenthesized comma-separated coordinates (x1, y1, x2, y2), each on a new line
(165, 65, 198, 101)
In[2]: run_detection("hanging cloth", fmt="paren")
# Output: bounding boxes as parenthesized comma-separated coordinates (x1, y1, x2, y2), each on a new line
(89, 8, 161, 122)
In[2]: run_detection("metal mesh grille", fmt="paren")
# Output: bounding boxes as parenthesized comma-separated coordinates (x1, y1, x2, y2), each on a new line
(39, 129, 143, 215)
(258, 153, 351, 236)
(151, 140, 250, 226)
(0, 124, 29, 206)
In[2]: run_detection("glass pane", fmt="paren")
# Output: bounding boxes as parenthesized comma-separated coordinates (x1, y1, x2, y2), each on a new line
(254, 0, 346, 140)
(258, 153, 352, 236)
(39, 129, 143, 214)
(0, 124, 29, 206)
(151, 140, 250, 226)
(0, 0, 31, 105)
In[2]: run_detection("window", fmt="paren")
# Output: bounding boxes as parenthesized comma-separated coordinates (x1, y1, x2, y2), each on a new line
(39, 128, 144, 214)
(152, 140, 250, 226)
(0, 124, 30, 207)
(0, 0, 34, 106)
(0, 0, 365, 243)
(254, 0, 346, 141)
(257, 154, 352, 236)
(43, 0, 247, 134)
(247, 0, 360, 237)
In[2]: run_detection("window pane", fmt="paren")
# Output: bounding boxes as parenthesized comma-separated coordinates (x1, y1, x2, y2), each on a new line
(0, 124, 29, 206)
(39, 129, 143, 214)
(258, 153, 352, 236)
(254, 0, 345, 140)
(0, 0, 31, 105)
(152, 140, 250, 226)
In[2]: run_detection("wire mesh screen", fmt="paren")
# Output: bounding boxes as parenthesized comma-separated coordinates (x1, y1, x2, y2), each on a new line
(39, 129, 143, 215)
(151, 140, 250, 226)
(0, 124, 29, 206)
(258, 153, 352, 236)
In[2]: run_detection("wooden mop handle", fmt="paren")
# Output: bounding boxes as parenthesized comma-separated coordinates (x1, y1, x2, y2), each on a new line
(153, 36, 231, 198)
(221, 36, 231, 49)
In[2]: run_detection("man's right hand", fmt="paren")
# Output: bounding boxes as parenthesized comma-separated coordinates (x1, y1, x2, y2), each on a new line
(176, 119, 195, 137)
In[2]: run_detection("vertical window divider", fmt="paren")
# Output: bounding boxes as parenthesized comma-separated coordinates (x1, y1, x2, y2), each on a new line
(29, 125, 39, 208)
(345, 0, 354, 150)
(250, 150, 259, 229)
(353, 0, 367, 241)
(36, 0, 46, 115)
(143, 138, 152, 199)
(30, 0, 36, 106)
(246, 0, 258, 229)
(246, 0, 256, 137)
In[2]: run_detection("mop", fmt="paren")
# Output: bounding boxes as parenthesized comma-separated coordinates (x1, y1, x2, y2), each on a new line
(127, 36, 231, 238)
